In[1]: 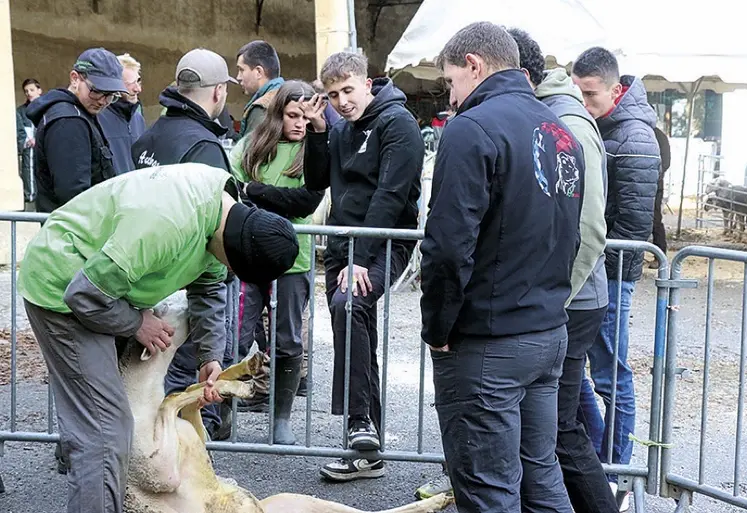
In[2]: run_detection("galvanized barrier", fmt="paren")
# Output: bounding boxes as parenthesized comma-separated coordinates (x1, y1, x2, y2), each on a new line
(661, 246, 747, 511)
(599, 241, 669, 513)
(0, 210, 742, 512)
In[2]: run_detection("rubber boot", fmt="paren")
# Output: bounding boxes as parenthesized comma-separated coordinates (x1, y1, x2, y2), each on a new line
(272, 355, 302, 445)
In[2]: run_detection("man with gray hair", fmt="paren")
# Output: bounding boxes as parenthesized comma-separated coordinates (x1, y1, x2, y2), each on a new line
(420, 21, 583, 511)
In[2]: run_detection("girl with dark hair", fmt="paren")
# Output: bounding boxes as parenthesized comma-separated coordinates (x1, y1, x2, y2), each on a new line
(230, 80, 324, 445)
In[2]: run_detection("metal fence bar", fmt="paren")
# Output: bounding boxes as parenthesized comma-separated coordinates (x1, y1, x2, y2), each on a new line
(735, 263, 747, 496)
(230, 278, 240, 443)
(342, 237, 355, 449)
(268, 279, 278, 444)
(304, 237, 316, 448)
(699, 258, 714, 485)
(380, 240, 392, 451)
(10, 221, 17, 433)
(604, 240, 669, 495)
(606, 249, 625, 464)
(47, 379, 54, 434)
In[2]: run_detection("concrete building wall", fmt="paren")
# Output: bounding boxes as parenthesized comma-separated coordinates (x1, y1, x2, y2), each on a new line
(9, 0, 419, 123)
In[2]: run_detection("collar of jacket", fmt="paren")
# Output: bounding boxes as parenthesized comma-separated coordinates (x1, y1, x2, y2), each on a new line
(159, 86, 227, 138)
(457, 69, 535, 115)
(245, 77, 285, 112)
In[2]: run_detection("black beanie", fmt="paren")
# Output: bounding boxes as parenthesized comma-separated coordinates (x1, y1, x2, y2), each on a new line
(223, 202, 299, 285)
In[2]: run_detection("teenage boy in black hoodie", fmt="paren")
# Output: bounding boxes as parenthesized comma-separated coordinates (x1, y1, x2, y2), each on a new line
(302, 51, 424, 482)
(421, 22, 584, 512)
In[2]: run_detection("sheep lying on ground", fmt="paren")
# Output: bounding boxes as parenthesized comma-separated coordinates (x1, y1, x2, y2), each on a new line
(121, 292, 452, 513)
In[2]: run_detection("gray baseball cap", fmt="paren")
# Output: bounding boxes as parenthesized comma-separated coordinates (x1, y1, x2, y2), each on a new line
(176, 48, 238, 87)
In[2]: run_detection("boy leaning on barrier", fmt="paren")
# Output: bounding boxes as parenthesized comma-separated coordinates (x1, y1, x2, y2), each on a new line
(300, 51, 424, 482)
(17, 163, 299, 513)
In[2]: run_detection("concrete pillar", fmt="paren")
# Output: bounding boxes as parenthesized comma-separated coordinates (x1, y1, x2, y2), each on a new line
(314, 0, 351, 75)
(0, 0, 21, 212)
(0, 0, 38, 266)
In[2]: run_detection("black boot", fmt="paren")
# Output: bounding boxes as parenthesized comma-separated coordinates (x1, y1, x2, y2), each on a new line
(273, 355, 302, 445)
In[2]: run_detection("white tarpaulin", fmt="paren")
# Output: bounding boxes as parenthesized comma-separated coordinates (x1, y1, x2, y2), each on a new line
(385, 0, 608, 81)
(386, 0, 747, 87)
(595, 0, 747, 87)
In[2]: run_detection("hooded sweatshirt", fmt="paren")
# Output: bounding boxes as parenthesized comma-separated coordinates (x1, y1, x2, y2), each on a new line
(132, 87, 229, 172)
(597, 76, 660, 282)
(303, 78, 424, 267)
(98, 99, 146, 175)
(26, 88, 116, 213)
(536, 68, 608, 310)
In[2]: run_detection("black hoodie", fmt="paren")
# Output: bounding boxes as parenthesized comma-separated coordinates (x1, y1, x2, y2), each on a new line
(131, 87, 229, 171)
(26, 88, 116, 213)
(303, 78, 424, 267)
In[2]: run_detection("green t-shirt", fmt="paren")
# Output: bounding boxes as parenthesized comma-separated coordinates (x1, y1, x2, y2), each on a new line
(19, 163, 230, 313)
(230, 137, 313, 274)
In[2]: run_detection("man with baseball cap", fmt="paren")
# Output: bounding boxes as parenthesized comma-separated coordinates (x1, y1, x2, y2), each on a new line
(18, 163, 299, 513)
(132, 48, 244, 440)
(26, 47, 128, 213)
(132, 48, 238, 172)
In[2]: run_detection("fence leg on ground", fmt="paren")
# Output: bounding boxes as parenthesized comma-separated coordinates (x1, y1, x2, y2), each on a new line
(633, 477, 646, 513)
(673, 490, 692, 513)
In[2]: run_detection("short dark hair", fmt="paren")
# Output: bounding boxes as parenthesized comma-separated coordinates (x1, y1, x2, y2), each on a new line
(236, 40, 281, 79)
(22, 78, 41, 89)
(436, 22, 519, 72)
(572, 47, 619, 86)
(507, 28, 545, 88)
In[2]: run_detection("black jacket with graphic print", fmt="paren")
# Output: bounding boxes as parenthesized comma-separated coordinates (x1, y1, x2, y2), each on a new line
(597, 76, 660, 282)
(420, 70, 585, 348)
(303, 78, 424, 267)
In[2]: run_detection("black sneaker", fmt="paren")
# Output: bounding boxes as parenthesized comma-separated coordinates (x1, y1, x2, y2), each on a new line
(319, 458, 385, 482)
(348, 417, 380, 451)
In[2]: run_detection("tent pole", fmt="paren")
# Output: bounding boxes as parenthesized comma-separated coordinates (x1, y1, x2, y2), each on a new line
(676, 78, 703, 238)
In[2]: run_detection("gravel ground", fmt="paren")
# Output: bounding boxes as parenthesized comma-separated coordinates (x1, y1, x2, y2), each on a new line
(1, 250, 747, 512)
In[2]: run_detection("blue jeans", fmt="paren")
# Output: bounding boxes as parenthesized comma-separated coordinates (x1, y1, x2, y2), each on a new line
(579, 280, 636, 471)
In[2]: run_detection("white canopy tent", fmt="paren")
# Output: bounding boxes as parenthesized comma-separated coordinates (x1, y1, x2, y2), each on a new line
(386, 0, 747, 236)
(385, 0, 609, 81)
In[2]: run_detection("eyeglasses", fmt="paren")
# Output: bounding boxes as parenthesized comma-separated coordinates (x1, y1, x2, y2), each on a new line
(84, 79, 120, 104)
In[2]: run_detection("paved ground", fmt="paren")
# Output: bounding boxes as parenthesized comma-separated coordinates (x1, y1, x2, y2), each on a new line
(1, 236, 747, 512)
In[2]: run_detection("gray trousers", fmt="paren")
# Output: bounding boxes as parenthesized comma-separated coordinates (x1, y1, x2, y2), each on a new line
(24, 300, 133, 513)
(433, 326, 572, 513)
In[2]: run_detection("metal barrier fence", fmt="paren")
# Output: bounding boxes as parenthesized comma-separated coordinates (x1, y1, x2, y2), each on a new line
(0, 211, 743, 512)
(661, 246, 747, 512)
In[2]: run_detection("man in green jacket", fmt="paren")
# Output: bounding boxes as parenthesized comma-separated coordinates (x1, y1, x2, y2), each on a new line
(18, 163, 298, 513)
